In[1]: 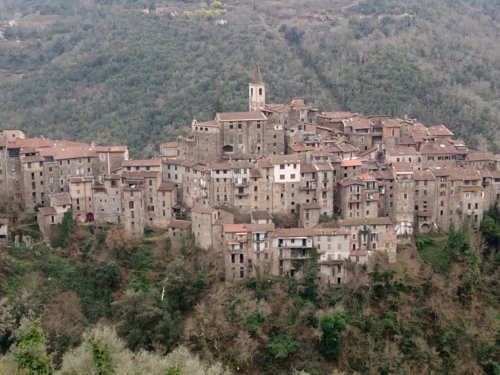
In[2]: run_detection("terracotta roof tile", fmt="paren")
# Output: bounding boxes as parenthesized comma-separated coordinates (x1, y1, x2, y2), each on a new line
(339, 217, 394, 226)
(251, 210, 273, 221)
(158, 182, 176, 191)
(223, 224, 247, 233)
(168, 219, 191, 230)
(340, 159, 362, 167)
(94, 146, 128, 152)
(50, 193, 72, 206)
(216, 112, 267, 122)
(123, 159, 161, 167)
(276, 228, 314, 237)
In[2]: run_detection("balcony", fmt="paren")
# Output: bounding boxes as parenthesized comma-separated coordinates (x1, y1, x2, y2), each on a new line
(278, 240, 310, 248)
(300, 183, 317, 191)
(235, 180, 249, 187)
(348, 195, 362, 202)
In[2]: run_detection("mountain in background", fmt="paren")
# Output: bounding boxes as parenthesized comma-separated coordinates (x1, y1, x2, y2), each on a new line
(0, 0, 498, 156)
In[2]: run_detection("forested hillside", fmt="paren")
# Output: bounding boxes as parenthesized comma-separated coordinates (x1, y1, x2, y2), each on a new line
(0, 211, 498, 374)
(0, 0, 498, 155)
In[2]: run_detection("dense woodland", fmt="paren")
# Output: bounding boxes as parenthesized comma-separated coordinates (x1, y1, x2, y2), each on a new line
(0, 0, 498, 155)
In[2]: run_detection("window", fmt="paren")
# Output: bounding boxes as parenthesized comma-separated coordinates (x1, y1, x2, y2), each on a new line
(280, 174, 285, 180)
(290, 174, 296, 179)
(280, 164, 285, 169)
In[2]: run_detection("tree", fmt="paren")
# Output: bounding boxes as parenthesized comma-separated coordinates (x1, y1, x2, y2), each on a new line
(57, 325, 230, 375)
(319, 313, 347, 361)
(112, 289, 181, 351)
(13, 320, 52, 375)
(264, 334, 299, 360)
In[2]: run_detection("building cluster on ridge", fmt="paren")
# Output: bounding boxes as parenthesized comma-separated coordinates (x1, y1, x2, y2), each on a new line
(1, 66, 499, 283)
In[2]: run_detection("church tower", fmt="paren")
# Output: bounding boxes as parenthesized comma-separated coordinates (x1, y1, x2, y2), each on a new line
(249, 65, 266, 112)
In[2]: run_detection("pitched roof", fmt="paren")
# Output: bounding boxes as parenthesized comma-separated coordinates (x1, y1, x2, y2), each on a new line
(53, 146, 96, 160)
(343, 117, 373, 129)
(339, 177, 363, 186)
(251, 210, 273, 221)
(50, 193, 71, 206)
(339, 217, 394, 226)
(387, 147, 419, 156)
(162, 157, 186, 166)
(38, 207, 57, 216)
(317, 111, 357, 120)
(313, 227, 350, 236)
(300, 164, 317, 173)
(123, 159, 161, 168)
(315, 162, 333, 171)
(381, 118, 403, 128)
(392, 162, 413, 174)
(276, 228, 314, 237)
(158, 182, 176, 191)
(245, 223, 275, 232)
(419, 143, 458, 155)
(413, 170, 436, 181)
(21, 155, 45, 163)
(168, 219, 191, 230)
(289, 144, 315, 153)
(191, 205, 216, 215)
(252, 65, 263, 84)
(7, 138, 53, 149)
(467, 152, 497, 162)
(301, 202, 321, 209)
(160, 142, 178, 149)
(94, 146, 128, 153)
(340, 159, 362, 167)
(268, 154, 300, 165)
(216, 112, 267, 122)
(223, 224, 247, 233)
(358, 172, 376, 181)
(429, 124, 453, 137)
(195, 119, 218, 127)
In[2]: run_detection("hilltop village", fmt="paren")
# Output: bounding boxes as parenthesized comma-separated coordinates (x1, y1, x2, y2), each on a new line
(1, 67, 499, 284)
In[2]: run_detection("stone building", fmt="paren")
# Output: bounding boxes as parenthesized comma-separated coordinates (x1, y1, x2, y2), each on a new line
(314, 227, 351, 284)
(391, 162, 415, 239)
(269, 154, 301, 214)
(182, 162, 210, 208)
(95, 146, 129, 175)
(190, 205, 234, 251)
(92, 175, 122, 224)
(413, 170, 438, 233)
(167, 219, 192, 241)
(338, 217, 397, 263)
(274, 228, 314, 278)
(69, 176, 93, 222)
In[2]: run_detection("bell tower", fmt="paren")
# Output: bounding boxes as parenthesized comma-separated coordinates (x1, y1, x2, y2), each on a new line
(249, 65, 266, 112)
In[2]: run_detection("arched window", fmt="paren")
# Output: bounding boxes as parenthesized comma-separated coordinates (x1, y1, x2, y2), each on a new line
(259, 88, 262, 95)
(250, 88, 253, 96)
